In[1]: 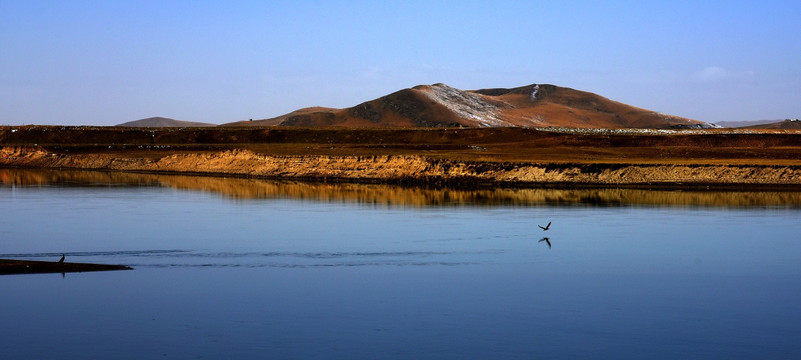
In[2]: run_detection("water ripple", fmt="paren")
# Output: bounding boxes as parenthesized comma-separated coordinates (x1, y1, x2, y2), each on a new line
(0, 250, 189, 258)
(1, 249, 496, 268)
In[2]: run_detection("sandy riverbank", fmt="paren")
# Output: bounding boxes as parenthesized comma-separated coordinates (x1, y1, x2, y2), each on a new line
(3, 146, 801, 187)
(2, 126, 801, 187)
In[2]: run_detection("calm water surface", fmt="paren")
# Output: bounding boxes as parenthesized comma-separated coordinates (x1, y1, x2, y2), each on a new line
(2, 170, 800, 359)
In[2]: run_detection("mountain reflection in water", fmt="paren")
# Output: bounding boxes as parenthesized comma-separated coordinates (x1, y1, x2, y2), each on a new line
(3, 168, 800, 207)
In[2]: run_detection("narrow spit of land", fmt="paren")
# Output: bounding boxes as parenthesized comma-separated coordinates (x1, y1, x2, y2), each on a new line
(2, 126, 801, 187)
(0, 259, 133, 275)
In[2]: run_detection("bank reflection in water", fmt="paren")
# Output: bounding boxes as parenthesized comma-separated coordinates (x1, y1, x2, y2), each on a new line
(3, 168, 801, 208)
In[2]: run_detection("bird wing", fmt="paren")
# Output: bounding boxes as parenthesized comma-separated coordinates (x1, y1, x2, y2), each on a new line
(538, 225, 546, 230)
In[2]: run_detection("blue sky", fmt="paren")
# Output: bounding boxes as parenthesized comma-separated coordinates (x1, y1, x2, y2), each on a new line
(1, 1, 799, 125)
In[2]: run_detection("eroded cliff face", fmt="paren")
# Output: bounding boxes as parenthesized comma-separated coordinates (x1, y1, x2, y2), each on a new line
(2, 146, 801, 186)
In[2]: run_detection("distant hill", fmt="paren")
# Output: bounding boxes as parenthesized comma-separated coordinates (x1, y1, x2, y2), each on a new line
(117, 117, 216, 127)
(231, 107, 338, 127)
(715, 120, 781, 128)
(223, 83, 713, 129)
(740, 119, 801, 129)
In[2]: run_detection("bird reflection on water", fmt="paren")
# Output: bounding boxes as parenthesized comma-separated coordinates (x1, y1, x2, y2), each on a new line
(538, 237, 551, 248)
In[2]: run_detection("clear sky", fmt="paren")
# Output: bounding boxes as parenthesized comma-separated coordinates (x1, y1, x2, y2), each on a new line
(1, 1, 799, 126)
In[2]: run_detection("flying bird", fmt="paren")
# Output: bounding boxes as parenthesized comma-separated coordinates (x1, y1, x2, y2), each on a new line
(58, 254, 65, 263)
(538, 237, 551, 248)
(538, 221, 551, 231)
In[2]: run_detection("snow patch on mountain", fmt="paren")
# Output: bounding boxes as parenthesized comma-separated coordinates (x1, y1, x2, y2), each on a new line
(419, 84, 505, 127)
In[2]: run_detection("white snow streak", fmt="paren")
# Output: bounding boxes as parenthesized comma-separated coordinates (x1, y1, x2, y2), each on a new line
(419, 84, 504, 127)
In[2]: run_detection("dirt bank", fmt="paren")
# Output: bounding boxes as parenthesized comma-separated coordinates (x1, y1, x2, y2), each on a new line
(3, 146, 800, 187)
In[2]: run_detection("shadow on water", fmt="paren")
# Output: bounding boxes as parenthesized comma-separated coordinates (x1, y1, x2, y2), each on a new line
(3, 168, 801, 208)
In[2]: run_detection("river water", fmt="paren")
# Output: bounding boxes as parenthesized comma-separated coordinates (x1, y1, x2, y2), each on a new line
(2, 169, 800, 359)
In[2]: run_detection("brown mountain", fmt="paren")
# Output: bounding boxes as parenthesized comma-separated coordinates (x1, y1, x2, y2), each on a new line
(224, 83, 712, 129)
(117, 117, 216, 127)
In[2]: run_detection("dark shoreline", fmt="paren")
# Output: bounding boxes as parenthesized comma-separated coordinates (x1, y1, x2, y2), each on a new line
(0, 259, 133, 275)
